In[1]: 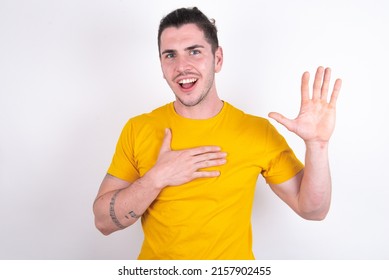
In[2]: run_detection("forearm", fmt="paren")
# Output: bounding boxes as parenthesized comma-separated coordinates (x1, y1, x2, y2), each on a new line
(93, 172, 162, 235)
(299, 141, 332, 220)
(93, 129, 227, 235)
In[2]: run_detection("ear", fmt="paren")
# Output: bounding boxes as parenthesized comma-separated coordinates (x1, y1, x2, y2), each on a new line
(214, 46, 223, 73)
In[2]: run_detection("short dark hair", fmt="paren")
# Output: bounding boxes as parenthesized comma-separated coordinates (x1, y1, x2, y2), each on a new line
(158, 7, 219, 56)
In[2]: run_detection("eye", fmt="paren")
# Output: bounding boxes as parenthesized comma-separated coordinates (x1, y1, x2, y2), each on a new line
(165, 53, 175, 59)
(189, 49, 201, 55)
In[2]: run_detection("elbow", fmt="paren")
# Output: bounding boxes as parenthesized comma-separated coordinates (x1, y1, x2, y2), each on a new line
(297, 194, 331, 221)
(93, 200, 116, 236)
(299, 207, 329, 221)
(93, 205, 115, 236)
(94, 218, 114, 236)
(304, 213, 327, 221)
(315, 209, 329, 221)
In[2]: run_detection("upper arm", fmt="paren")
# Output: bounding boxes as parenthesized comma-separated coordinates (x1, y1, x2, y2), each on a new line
(94, 174, 132, 203)
(268, 169, 304, 215)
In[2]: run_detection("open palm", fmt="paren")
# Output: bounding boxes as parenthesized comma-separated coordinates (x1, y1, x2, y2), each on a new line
(269, 67, 342, 143)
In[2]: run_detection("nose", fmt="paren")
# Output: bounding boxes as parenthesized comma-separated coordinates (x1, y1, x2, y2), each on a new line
(175, 55, 192, 74)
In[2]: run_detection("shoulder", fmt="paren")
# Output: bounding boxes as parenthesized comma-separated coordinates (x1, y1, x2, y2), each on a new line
(225, 102, 270, 130)
(123, 103, 171, 130)
(131, 103, 170, 123)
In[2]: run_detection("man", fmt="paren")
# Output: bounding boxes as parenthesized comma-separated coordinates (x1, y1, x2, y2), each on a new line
(93, 7, 342, 259)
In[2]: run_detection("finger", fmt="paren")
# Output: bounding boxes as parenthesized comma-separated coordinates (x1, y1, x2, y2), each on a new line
(188, 145, 222, 156)
(193, 170, 221, 179)
(268, 112, 296, 133)
(320, 67, 331, 101)
(301, 71, 310, 103)
(194, 157, 227, 170)
(329, 78, 342, 108)
(193, 151, 227, 163)
(159, 128, 172, 153)
(312, 66, 325, 100)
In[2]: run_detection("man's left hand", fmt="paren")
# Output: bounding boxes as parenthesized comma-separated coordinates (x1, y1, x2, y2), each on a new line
(268, 66, 342, 143)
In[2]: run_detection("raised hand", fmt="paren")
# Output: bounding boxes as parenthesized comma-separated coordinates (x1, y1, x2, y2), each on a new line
(150, 128, 227, 188)
(268, 66, 342, 143)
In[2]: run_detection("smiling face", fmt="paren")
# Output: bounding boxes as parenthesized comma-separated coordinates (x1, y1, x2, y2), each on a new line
(159, 24, 223, 111)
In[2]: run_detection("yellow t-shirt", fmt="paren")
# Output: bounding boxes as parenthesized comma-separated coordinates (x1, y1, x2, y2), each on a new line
(108, 102, 304, 259)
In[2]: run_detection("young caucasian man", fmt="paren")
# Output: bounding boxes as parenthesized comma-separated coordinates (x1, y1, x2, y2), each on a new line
(93, 7, 342, 259)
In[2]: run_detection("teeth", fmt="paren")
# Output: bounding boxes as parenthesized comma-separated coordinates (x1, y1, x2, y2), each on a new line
(178, 78, 197, 84)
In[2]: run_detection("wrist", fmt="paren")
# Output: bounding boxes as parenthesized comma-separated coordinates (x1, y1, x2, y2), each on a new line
(142, 167, 167, 191)
(304, 140, 329, 150)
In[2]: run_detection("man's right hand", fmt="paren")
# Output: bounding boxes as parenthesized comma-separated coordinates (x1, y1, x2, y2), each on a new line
(148, 128, 227, 189)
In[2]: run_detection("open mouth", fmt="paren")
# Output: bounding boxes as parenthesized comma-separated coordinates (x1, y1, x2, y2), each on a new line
(178, 78, 198, 90)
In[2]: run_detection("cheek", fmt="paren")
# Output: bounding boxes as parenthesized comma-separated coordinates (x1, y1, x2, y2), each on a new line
(161, 64, 171, 80)
(161, 67, 176, 87)
(199, 60, 216, 76)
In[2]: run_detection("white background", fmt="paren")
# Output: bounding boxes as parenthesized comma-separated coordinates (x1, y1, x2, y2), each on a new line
(1, 0, 388, 259)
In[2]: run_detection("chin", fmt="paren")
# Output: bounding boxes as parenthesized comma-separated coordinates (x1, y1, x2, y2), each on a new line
(176, 95, 207, 107)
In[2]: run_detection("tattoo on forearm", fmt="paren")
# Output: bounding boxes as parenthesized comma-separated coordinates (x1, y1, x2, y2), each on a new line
(125, 211, 141, 219)
(109, 189, 125, 229)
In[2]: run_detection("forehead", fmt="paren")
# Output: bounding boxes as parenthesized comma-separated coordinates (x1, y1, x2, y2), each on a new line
(160, 23, 210, 50)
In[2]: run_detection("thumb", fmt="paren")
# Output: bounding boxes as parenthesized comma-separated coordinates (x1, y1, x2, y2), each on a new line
(268, 112, 295, 132)
(159, 128, 172, 153)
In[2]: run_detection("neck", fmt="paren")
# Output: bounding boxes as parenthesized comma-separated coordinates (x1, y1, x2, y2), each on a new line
(173, 97, 224, 120)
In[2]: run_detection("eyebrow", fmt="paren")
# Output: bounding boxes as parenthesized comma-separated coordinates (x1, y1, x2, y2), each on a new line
(161, 44, 205, 56)
(184, 44, 205, 51)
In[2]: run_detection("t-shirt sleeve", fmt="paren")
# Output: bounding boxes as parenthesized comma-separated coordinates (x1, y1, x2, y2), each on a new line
(107, 120, 140, 182)
(261, 121, 304, 184)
